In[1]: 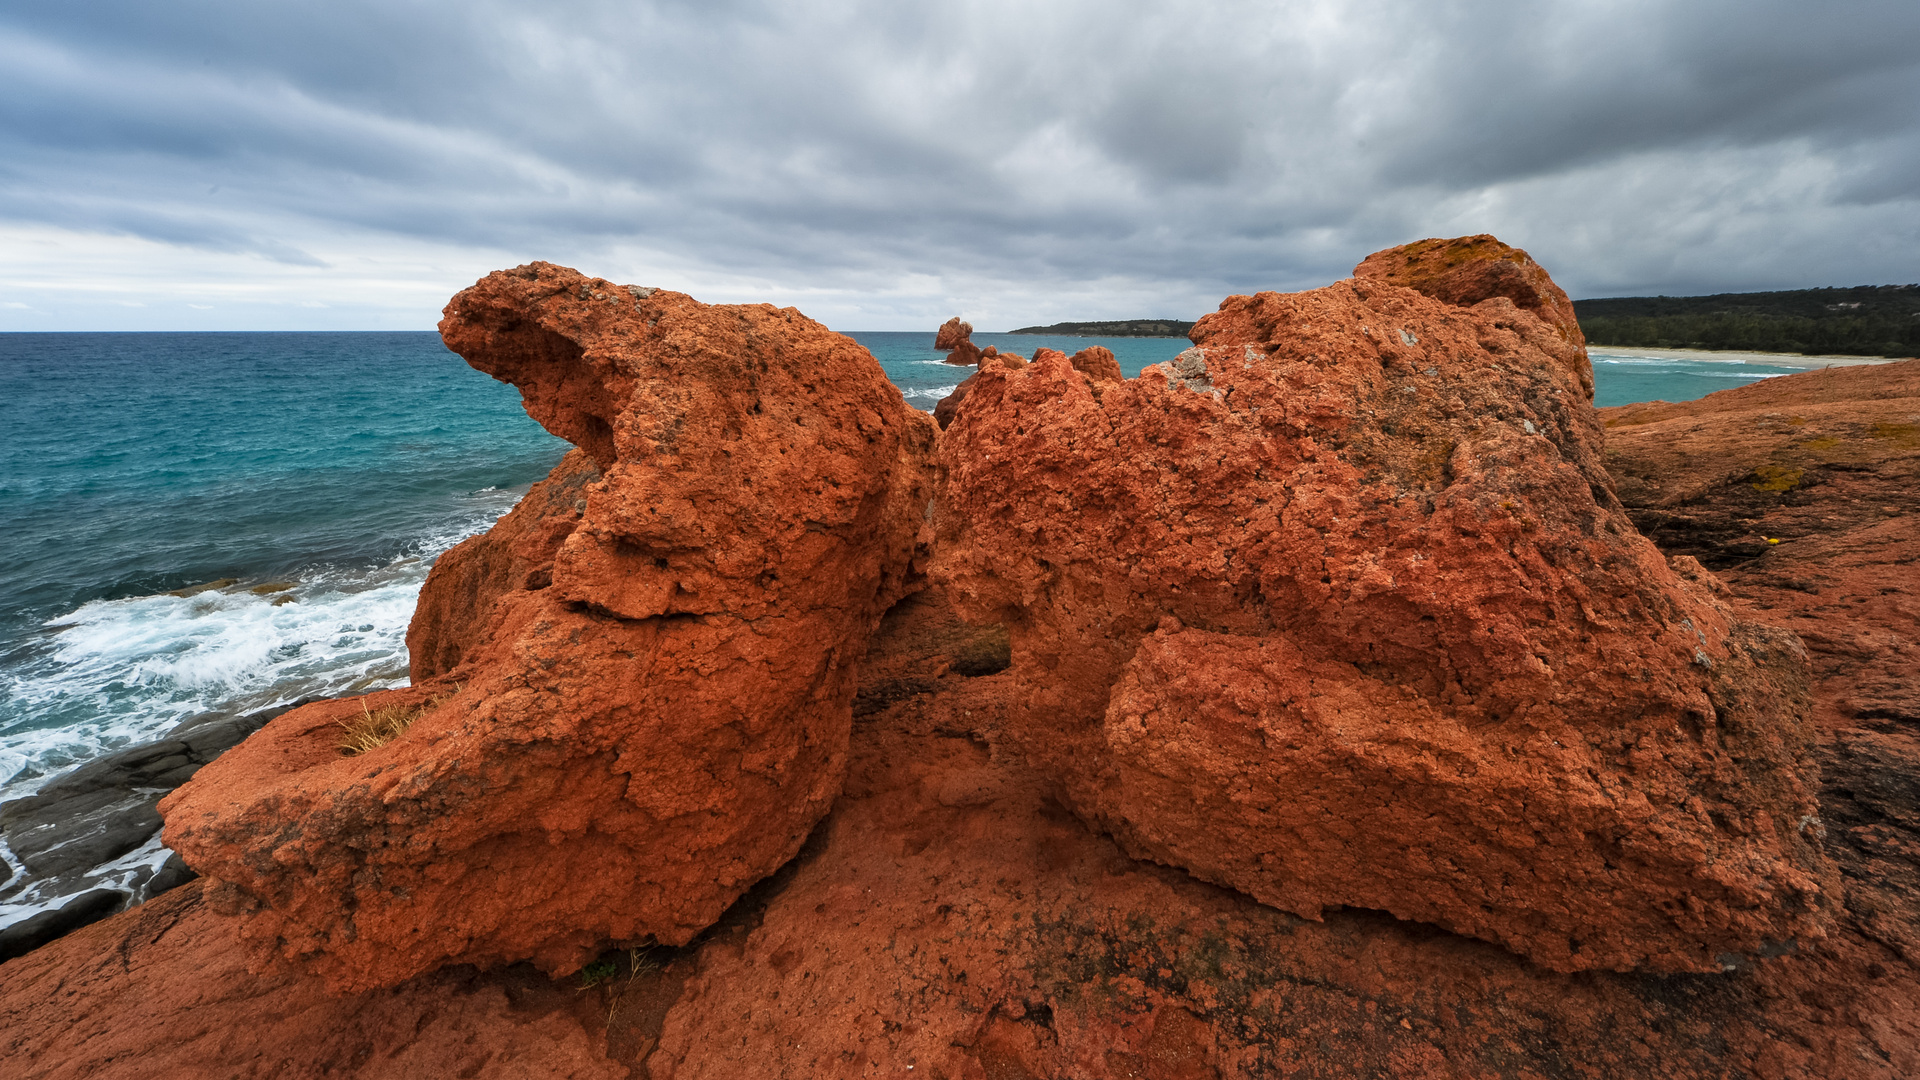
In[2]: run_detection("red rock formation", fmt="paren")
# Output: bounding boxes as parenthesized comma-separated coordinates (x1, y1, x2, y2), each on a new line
(1068, 343, 1124, 383)
(160, 263, 936, 991)
(1029, 345, 1123, 386)
(8, 569, 1914, 1077)
(13, 252, 1913, 1078)
(931, 238, 1835, 973)
(936, 316, 983, 368)
(1602, 359, 1920, 970)
(934, 316, 973, 351)
(0, 883, 625, 1080)
(1354, 233, 1589, 358)
(638, 583, 1913, 1079)
(406, 447, 599, 680)
(933, 343, 1072, 430)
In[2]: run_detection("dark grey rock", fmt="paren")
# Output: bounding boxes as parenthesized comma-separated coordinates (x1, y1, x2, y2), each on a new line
(0, 889, 125, 962)
(0, 699, 316, 947)
(143, 852, 197, 899)
(0, 699, 310, 839)
(0, 788, 162, 880)
(164, 709, 235, 738)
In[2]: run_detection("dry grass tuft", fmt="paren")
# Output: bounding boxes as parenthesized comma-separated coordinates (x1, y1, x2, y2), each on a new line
(338, 702, 419, 755)
(337, 686, 460, 755)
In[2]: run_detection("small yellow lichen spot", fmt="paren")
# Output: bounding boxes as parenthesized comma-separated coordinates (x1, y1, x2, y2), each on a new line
(1767, 537, 1781, 545)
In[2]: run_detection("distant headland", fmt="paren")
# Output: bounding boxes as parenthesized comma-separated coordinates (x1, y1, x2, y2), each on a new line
(1575, 284, 1919, 358)
(1005, 285, 1920, 358)
(1007, 318, 1194, 338)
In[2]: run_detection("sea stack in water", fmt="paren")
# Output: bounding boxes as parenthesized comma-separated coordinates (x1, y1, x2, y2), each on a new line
(161, 263, 936, 990)
(930, 236, 1835, 973)
(931, 317, 1122, 430)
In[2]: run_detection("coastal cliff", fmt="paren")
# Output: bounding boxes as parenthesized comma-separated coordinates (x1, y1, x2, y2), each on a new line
(3, 242, 1914, 1078)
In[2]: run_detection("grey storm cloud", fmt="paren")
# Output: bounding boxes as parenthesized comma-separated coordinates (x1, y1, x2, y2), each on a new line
(1, 0, 1917, 327)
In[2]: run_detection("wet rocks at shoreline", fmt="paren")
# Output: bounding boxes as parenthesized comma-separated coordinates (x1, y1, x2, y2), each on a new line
(0, 701, 308, 960)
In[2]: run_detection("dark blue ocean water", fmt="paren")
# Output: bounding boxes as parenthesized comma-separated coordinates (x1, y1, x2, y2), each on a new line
(0, 329, 1801, 924)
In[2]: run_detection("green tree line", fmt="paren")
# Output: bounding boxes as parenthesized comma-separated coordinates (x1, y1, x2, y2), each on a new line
(1573, 285, 1920, 357)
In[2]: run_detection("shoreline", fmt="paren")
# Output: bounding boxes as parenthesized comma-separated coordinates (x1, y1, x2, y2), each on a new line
(1586, 344, 1910, 369)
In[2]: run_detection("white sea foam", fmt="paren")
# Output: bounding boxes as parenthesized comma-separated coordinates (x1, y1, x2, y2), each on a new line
(0, 487, 524, 804)
(0, 487, 529, 934)
(0, 834, 173, 927)
(903, 384, 959, 399)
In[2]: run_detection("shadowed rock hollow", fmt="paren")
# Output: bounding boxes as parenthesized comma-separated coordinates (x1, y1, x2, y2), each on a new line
(160, 264, 936, 991)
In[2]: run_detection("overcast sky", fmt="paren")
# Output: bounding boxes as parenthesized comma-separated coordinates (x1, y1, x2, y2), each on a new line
(2, 0, 1917, 331)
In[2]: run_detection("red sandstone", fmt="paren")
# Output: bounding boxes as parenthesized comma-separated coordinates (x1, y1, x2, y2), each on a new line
(5, 245, 1914, 1079)
(160, 264, 936, 991)
(931, 238, 1833, 973)
(1354, 233, 1588, 356)
(407, 447, 599, 680)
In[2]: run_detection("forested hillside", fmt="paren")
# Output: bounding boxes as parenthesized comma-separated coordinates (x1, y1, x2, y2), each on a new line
(1008, 319, 1195, 337)
(1574, 285, 1920, 356)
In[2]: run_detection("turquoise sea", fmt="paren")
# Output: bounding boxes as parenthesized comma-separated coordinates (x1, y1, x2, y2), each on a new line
(0, 330, 1801, 927)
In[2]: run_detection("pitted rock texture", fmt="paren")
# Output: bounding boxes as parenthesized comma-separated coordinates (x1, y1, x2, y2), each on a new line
(1602, 359, 1920, 972)
(0, 883, 625, 1080)
(934, 335, 1118, 431)
(931, 238, 1835, 973)
(161, 263, 936, 991)
(1354, 233, 1588, 359)
(933, 317, 985, 428)
(6, 578, 1914, 1079)
(407, 447, 600, 681)
(10, 323, 1915, 1080)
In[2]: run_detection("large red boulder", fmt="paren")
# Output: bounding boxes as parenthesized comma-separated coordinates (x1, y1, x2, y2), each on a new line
(930, 237, 1835, 973)
(161, 263, 936, 991)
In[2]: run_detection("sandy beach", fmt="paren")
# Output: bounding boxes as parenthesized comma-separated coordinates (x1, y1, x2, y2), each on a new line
(1586, 345, 1911, 368)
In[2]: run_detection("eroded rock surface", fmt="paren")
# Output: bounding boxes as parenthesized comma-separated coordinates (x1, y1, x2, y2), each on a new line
(931, 315, 1121, 430)
(1603, 360, 1920, 973)
(407, 447, 600, 680)
(1354, 233, 1588, 355)
(13, 249, 1912, 1078)
(161, 263, 936, 991)
(6, 574, 1915, 1077)
(0, 883, 623, 1080)
(638, 587, 1911, 1079)
(934, 316, 975, 355)
(931, 237, 1835, 973)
